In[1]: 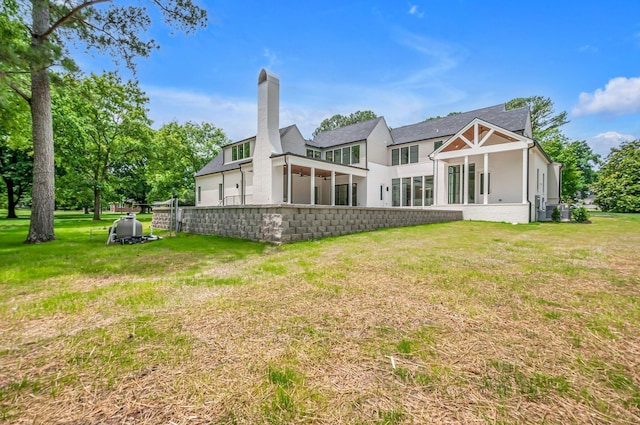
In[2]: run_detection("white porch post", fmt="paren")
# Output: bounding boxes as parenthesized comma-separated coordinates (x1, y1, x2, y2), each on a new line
(310, 166, 315, 205)
(483, 153, 489, 205)
(463, 155, 469, 205)
(348, 173, 353, 206)
(286, 162, 292, 204)
(331, 171, 335, 206)
(433, 159, 438, 206)
(522, 148, 528, 204)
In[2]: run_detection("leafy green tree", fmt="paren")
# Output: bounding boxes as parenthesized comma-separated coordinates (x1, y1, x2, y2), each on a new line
(539, 136, 599, 201)
(52, 73, 152, 220)
(507, 96, 598, 201)
(0, 0, 207, 242)
(147, 121, 229, 203)
(425, 111, 461, 121)
(594, 140, 640, 212)
(312, 110, 378, 137)
(0, 87, 32, 218)
(506, 96, 569, 141)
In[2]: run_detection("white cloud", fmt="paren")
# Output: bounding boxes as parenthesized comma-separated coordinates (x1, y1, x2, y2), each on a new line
(579, 44, 598, 53)
(573, 77, 640, 116)
(408, 4, 424, 18)
(586, 131, 636, 158)
(392, 30, 466, 83)
(263, 48, 281, 68)
(144, 86, 257, 140)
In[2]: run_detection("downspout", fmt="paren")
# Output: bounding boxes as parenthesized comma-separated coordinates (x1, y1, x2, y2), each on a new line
(284, 155, 289, 203)
(240, 168, 245, 205)
(527, 144, 534, 222)
(558, 163, 564, 203)
(221, 171, 225, 206)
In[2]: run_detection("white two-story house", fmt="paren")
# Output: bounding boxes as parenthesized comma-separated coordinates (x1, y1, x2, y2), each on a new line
(195, 69, 562, 223)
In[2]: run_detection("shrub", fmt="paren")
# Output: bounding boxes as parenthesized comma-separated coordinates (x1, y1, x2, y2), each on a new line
(571, 205, 590, 223)
(551, 206, 561, 222)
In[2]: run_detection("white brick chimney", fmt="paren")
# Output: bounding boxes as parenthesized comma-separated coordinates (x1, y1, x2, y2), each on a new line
(252, 69, 283, 204)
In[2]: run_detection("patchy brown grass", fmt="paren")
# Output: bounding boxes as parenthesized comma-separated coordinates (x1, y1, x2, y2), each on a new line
(1, 214, 640, 424)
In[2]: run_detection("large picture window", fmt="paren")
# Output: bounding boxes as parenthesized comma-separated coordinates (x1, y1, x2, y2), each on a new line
(425, 176, 434, 206)
(448, 165, 461, 204)
(392, 178, 400, 206)
(413, 177, 422, 206)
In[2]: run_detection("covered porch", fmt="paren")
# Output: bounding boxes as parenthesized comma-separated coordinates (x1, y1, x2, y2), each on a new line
(431, 119, 534, 222)
(272, 154, 368, 206)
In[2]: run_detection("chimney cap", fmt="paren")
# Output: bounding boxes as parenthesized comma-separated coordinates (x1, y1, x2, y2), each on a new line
(258, 68, 280, 85)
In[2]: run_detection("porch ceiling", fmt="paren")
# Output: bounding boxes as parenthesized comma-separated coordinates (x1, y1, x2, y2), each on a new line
(285, 165, 346, 178)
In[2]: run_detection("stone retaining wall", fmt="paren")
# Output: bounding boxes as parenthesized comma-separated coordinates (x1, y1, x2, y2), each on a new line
(152, 205, 462, 244)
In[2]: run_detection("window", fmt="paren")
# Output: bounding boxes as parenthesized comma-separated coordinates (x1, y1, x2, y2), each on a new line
(197, 186, 201, 203)
(413, 176, 422, 206)
(402, 178, 411, 206)
(480, 173, 491, 195)
(410, 145, 418, 163)
(380, 185, 384, 201)
(333, 149, 342, 164)
(326, 151, 333, 162)
(424, 176, 434, 206)
(392, 178, 400, 206)
(231, 142, 250, 161)
(401, 147, 409, 165)
(342, 147, 350, 164)
(306, 149, 321, 159)
(218, 183, 223, 201)
(468, 164, 475, 203)
(434, 141, 443, 152)
(335, 183, 357, 206)
(448, 165, 461, 204)
(392, 145, 418, 165)
(352, 145, 360, 163)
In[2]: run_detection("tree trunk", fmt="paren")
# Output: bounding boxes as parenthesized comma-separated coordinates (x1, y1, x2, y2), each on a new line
(93, 186, 101, 220)
(26, 0, 55, 243)
(4, 177, 18, 219)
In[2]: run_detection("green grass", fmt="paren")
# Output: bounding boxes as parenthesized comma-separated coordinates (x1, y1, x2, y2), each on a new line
(1, 210, 639, 423)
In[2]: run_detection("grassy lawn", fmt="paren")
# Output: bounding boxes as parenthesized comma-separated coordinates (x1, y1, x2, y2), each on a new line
(1, 211, 639, 424)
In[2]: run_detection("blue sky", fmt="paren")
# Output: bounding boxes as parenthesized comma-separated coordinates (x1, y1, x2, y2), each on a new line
(85, 0, 640, 158)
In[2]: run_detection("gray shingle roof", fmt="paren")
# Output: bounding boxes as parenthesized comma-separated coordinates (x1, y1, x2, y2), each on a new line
(195, 126, 297, 177)
(194, 154, 251, 177)
(310, 117, 384, 148)
(390, 104, 529, 145)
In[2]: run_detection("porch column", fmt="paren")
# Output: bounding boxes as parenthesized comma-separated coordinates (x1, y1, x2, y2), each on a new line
(331, 171, 335, 206)
(286, 163, 292, 204)
(522, 148, 528, 204)
(310, 167, 315, 205)
(348, 174, 353, 206)
(483, 153, 489, 205)
(463, 155, 469, 205)
(433, 159, 438, 206)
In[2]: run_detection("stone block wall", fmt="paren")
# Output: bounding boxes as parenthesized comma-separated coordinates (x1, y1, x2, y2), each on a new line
(152, 205, 462, 244)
